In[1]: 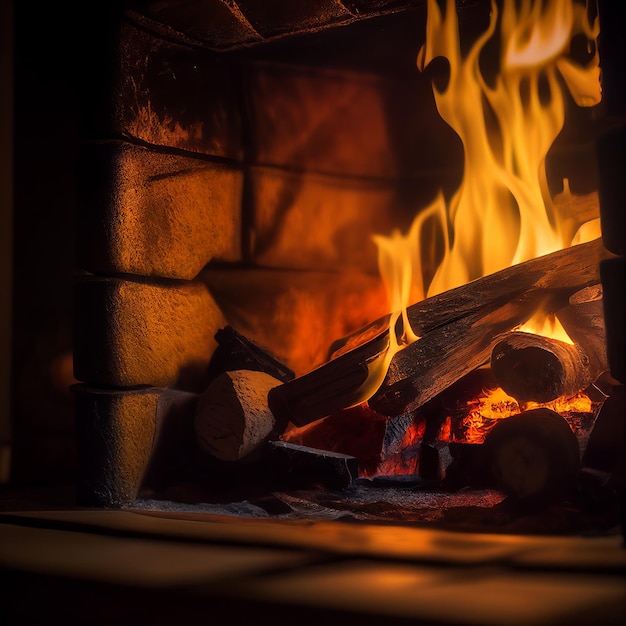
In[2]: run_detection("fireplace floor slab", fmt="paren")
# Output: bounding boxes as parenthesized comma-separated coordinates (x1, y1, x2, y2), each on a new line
(1, 507, 624, 626)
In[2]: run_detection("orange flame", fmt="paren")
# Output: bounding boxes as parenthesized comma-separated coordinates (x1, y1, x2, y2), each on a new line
(456, 386, 521, 444)
(452, 386, 595, 445)
(417, 0, 601, 295)
(516, 310, 574, 343)
(361, 0, 601, 404)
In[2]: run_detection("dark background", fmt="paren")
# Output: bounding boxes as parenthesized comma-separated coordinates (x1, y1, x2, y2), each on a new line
(8, 1, 124, 488)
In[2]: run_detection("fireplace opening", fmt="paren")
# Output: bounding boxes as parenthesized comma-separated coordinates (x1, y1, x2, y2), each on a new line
(10, 1, 624, 536)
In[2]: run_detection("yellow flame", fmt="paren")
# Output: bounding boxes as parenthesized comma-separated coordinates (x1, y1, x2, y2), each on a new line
(504, 0, 574, 69)
(525, 391, 593, 414)
(455, 386, 594, 444)
(362, 0, 601, 403)
(516, 311, 574, 343)
(416, 0, 601, 296)
(459, 386, 520, 444)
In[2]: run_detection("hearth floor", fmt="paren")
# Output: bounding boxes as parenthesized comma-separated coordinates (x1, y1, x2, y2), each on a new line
(1, 487, 625, 626)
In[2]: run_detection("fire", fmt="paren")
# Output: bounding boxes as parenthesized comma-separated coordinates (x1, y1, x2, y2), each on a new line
(525, 391, 593, 414)
(419, 0, 600, 295)
(454, 386, 521, 444)
(449, 385, 595, 445)
(362, 0, 601, 403)
(516, 310, 574, 343)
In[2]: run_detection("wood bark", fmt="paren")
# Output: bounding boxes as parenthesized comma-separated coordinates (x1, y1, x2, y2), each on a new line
(206, 325, 295, 384)
(599, 257, 625, 383)
(489, 331, 594, 404)
(367, 299, 537, 416)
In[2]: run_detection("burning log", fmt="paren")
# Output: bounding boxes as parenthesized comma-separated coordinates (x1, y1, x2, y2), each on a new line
(376, 412, 424, 476)
(269, 239, 613, 426)
(329, 238, 611, 359)
(194, 369, 283, 462)
(489, 331, 594, 404)
(557, 284, 609, 379)
(482, 408, 581, 506)
(281, 405, 388, 477)
(367, 299, 534, 416)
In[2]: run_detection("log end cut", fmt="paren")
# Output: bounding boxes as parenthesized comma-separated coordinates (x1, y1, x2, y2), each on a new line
(194, 370, 282, 462)
(483, 408, 581, 505)
(490, 331, 592, 404)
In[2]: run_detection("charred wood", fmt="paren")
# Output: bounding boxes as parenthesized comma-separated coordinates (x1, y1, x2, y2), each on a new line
(482, 408, 581, 506)
(582, 384, 625, 478)
(418, 442, 453, 483)
(441, 442, 490, 491)
(600, 257, 625, 384)
(206, 325, 295, 383)
(269, 441, 358, 490)
(377, 412, 422, 476)
(490, 331, 594, 404)
(270, 240, 613, 426)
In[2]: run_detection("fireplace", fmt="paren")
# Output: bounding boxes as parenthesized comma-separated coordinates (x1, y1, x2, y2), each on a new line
(10, 1, 624, 535)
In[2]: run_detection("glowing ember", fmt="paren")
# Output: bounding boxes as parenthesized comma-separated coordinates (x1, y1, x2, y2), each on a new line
(376, 419, 426, 476)
(447, 385, 596, 445)
(525, 390, 593, 415)
(454, 386, 521, 444)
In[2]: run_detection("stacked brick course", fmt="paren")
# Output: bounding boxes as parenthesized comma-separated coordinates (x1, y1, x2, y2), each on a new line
(74, 1, 464, 506)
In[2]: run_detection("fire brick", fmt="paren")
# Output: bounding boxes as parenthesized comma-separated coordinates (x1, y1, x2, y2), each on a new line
(109, 19, 243, 158)
(246, 61, 462, 180)
(73, 277, 226, 390)
(249, 166, 422, 273)
(74, 385, 163, 507)
(77, 142, 243, 280)
(126, 1, 262, 50)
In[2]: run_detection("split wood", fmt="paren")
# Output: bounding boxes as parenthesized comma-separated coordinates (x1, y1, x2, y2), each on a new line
(269, 238, 614, 424)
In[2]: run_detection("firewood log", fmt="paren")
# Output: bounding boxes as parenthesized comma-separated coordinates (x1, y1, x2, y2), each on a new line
(418, 442, 453, 483)
(268, 441, 358, 490)
(482, 408, 581, 505)
(194, 370, 283, 462)
(270, 298, 539, 425)
(329, 238, 613, 359)
(557, 284, 608, 380)
(367, 299, 535, 416)
(269, 239, 614, 427)
(490, 331, 594, 404)
(599, 257, 625, 383)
